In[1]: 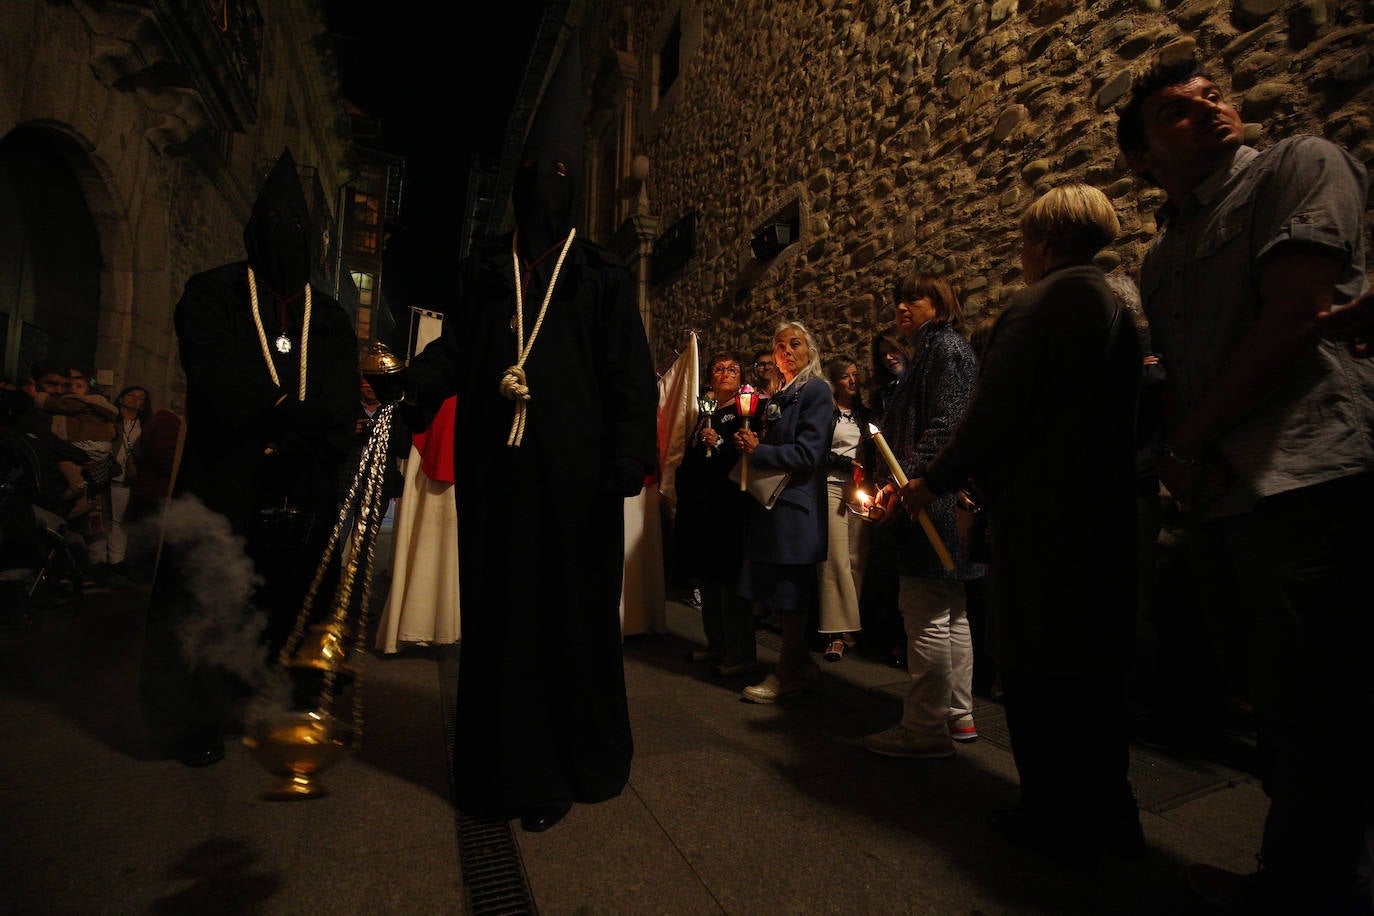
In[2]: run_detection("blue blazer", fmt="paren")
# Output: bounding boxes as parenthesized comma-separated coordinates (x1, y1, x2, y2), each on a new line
(744, 376, 832, 564)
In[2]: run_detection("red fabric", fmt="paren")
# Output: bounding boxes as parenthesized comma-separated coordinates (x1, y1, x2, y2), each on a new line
(414, 396, 457, 484)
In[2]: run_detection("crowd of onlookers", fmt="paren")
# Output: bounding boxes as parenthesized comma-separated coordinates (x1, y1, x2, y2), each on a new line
(666, 56, 1374, 913)
(0, 359, 181, 598)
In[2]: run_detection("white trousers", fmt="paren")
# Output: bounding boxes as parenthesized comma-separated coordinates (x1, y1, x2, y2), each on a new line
(106, 482, 132, 564)
(897, 576, 973, 733)
(817, 477, 866, 634)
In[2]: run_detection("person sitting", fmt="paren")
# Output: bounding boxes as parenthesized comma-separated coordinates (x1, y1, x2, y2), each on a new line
(30, 364, 117, 519)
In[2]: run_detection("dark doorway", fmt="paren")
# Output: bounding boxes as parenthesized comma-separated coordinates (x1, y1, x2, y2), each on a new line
(0, 126, 102, 383)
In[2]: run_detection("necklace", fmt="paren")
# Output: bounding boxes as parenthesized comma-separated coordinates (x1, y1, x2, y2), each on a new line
(118, 417, 140, 465)
(248, 266, 311, 400)
(499, 228, 576, 447)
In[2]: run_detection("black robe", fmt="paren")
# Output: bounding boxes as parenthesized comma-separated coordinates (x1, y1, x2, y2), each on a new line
(141, 263, 357, 736)
(407, 235, 657, 814)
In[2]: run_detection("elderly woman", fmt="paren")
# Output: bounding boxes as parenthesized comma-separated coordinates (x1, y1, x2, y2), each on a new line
(901, 183, 1145, 857)
(733, 321, 832, 703)
(674, 351, 757, 676)
(865, 273, 985, 759)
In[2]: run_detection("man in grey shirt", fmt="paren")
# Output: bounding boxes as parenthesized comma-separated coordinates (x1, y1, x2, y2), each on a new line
(1118, 57, 1374, 914)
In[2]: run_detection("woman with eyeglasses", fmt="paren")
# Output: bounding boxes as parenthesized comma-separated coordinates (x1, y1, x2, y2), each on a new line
(733, 321, 832, 703)
(673, 352, 757, 676)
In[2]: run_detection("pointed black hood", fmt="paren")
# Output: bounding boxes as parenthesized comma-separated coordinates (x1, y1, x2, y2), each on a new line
(244, 148, 312, 298)
(513, 32, 584, 258)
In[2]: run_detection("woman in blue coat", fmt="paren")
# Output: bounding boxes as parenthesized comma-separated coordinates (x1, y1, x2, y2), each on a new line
(733, 320, 833, 703)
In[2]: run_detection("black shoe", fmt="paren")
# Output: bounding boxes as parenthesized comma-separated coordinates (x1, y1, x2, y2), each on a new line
(177, 728, 225, 768)
(519, 802, 571, 833)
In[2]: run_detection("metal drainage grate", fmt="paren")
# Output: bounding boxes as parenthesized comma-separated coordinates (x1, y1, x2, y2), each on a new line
(441, 646, 537, 914)
(457, 814, 537, 915)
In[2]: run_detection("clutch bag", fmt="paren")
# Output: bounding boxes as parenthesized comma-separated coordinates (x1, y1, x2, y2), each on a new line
(728, 458, 791, 510)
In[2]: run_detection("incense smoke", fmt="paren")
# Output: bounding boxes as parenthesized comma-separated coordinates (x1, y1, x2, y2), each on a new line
(155, 494, 270, 686)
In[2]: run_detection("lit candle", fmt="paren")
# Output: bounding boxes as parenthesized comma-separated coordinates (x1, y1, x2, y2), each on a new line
(867, 423, 955, 571)
(697, 394, 718, 457)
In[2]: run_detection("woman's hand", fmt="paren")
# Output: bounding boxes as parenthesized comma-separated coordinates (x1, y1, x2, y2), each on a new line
(701, 427, 721, 448)
(733, 428, 758, 455)
(870, 483, 898, 524)
(900, 477, 937, 519)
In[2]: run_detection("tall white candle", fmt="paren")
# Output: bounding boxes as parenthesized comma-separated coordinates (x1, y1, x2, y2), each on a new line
(868, 424, 955, 571)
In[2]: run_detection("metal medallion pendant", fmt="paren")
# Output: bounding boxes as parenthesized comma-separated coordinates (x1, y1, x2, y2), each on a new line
(275, 333, 292, 354)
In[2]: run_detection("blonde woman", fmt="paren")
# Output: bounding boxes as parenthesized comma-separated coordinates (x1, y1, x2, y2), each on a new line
(902, 183, 1145, 857)
(733, 321, 832, 703)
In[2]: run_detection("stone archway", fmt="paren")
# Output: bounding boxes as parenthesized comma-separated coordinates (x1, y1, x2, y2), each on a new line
(0, 123, 129, 386)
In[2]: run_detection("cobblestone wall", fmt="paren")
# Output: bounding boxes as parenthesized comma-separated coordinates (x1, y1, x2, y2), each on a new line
(628, 0, 1374, 370)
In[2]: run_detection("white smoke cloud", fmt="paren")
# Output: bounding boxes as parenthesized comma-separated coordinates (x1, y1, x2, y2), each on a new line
(157, 494, 270, 685)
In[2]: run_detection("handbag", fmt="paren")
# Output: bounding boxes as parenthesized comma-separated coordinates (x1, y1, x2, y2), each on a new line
(728, 458, 791, 510)
(955, 487, 990, 564)
(81, 454, 121, 488)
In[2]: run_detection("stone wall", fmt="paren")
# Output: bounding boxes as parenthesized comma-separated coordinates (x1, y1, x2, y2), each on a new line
(622, 0, 1374, 373)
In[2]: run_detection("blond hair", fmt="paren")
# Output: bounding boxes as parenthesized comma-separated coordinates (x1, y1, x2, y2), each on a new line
(1019, 183, 1120, 263)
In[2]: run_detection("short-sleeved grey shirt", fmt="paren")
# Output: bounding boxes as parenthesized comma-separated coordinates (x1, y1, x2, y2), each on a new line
(1139, 136, 1374, 517)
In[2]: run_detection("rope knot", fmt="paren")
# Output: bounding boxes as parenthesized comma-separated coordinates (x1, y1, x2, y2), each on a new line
(499, 365, 530, 402)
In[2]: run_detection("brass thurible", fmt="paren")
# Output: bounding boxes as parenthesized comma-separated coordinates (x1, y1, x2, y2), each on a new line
(242, 342, 407, 800)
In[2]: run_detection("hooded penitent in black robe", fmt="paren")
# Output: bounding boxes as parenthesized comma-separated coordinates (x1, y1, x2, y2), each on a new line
(401, 35, 658, 817)
(141, 150, 358, 750)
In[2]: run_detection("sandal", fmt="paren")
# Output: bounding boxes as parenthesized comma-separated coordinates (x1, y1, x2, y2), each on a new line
(823, 638, 846, 662)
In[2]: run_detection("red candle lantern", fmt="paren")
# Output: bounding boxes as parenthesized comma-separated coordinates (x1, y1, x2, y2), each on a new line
(736, 385, 758, 490)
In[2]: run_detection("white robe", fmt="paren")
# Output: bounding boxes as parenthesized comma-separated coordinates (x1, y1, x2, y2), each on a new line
(374, 445, 460, 652)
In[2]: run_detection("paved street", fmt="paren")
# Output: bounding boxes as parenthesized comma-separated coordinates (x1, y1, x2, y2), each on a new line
(0, 581, 1268, 914)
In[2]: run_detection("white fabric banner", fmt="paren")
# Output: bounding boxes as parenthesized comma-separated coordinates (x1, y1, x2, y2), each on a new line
(655, 331, 700, 523)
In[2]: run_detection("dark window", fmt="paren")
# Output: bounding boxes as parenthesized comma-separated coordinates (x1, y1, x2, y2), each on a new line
(658, 13, 681, 102)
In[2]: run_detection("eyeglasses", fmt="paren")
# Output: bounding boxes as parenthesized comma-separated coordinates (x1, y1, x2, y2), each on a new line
(711, 366, 740, 375)
(752, 362, 775, 370)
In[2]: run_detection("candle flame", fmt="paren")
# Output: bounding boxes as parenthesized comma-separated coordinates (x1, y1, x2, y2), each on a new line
(868, 423, 880, 434)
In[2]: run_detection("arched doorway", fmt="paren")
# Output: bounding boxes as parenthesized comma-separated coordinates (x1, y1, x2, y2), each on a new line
(0, 126, 103, 383)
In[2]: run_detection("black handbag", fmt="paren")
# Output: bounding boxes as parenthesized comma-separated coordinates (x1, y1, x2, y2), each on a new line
(955, 487, 990, 564)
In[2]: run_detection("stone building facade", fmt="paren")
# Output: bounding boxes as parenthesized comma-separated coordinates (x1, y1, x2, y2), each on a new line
(579, 0, 1374, 374)
(0, 0, 351, 404)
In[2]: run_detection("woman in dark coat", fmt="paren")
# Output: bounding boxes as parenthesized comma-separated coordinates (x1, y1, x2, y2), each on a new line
(902, 183, 1144, 856)
(865, 273, 985, 759)
(861, 328, 912, 667)
(674, 351, 756, 675)
(734, 320, 832, 704)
